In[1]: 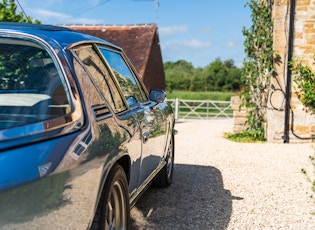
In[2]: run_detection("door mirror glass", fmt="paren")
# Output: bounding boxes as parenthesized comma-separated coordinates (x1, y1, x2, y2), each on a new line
(149, 89, 165, 103)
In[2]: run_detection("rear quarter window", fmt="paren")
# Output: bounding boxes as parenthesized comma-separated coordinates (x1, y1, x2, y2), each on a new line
(0, 37, 72, 130)
(72, 45, 126, 113)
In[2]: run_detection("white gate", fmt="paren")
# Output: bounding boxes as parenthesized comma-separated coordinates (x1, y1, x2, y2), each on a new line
(167, 99, 233, 120)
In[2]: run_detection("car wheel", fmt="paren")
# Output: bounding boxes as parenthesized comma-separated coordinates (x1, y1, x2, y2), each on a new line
(154, 134, 174, 187)
(92, 164, 130, 230)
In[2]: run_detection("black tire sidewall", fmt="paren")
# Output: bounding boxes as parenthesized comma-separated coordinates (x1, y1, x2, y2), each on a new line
(153, 134, 174, 187)
(101, 164, 130, 230)
(166, 135, 175, 184)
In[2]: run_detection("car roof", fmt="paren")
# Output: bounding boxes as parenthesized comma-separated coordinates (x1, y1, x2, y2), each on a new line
(0, 22, 120, 50)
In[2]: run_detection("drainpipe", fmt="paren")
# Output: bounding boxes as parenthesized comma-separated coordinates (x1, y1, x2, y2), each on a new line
(282, 0, 295, 143)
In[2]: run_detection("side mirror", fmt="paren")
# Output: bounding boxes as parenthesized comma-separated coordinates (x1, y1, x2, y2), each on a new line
(126, 96, 138, 107)
(149, 89, 166, 103)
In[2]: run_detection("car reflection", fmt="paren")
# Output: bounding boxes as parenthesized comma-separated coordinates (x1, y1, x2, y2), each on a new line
(85, 124, 127, 162)
(0, 122, 127, 228)
(0, 171, 70, 226)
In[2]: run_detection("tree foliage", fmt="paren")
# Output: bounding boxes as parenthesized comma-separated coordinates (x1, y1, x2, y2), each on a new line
(0, 0, 40, 23)
(164, 58, 242, 92)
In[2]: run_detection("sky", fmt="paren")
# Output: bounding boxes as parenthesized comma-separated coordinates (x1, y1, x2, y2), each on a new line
(18, 0, 252, 68)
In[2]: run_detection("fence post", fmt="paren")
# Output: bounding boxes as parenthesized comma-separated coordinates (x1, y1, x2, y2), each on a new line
(175, 98, 179, 120)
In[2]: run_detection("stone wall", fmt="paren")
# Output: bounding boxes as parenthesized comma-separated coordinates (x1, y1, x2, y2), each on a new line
(267, 0, 315, 142)
(230, 96, 249, 133)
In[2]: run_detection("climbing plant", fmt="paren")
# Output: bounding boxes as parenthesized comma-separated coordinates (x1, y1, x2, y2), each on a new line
(290, 58, 315, 113)
(240, 0, 278, 140)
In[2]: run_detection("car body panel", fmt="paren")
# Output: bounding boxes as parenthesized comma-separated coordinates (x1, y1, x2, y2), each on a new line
(0, 22, 175, 229)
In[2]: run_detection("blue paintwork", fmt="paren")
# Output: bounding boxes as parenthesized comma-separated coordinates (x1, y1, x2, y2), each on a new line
(0, 22, 175, 229)
(0, 131, 77, 191)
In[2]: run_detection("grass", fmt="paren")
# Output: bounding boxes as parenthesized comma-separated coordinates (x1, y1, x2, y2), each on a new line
(224, 131, 266, 143)
(166, 90, 236, 101)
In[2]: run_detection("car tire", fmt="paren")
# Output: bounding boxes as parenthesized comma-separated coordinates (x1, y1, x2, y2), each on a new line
(92, 163, 130, 230)
(154, 134, 174, 187)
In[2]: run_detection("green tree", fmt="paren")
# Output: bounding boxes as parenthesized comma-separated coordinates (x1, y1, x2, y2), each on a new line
(164, 58, 242, 92)
(224, 59, 235, 68)
(0, 0, 40, 23)
(226, 67, 242, 91)
(164, 60, 195, 91)
(203, 58, 241, 91)
(189, 68, 204, 91)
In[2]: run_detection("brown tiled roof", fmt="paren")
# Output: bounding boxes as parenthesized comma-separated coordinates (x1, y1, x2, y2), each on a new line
(63, 24, 166, 91)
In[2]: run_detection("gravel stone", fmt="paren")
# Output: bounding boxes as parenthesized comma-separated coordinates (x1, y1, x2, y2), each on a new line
(131, 119, 315, 229)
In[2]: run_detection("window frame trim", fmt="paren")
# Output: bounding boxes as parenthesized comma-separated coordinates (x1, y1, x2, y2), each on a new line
(70, 43, 128, 114)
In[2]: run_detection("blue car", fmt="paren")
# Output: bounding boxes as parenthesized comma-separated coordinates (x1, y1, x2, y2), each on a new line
(0, 22, 175, 229)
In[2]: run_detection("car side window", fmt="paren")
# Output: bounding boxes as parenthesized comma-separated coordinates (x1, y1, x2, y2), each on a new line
(99, 47, 147, 107)
(0, 37, 71, 130)
(73, 45, 126, 113)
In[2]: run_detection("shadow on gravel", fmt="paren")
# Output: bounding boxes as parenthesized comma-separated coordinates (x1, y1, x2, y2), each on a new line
(131, 164, 242, 229)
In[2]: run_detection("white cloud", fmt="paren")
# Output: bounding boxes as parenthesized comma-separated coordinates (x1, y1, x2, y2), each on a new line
(37, 9, 69, 20)
(227, 40, 237, 48)
(68, 17, 104, 25)
(34, 9, 73, 24)
(32, 9, 103, 24)
(162, 39, 212, 51)
(159, 25, 188, 37)
(195, 28, 212, 34)
(23, 0, 105, 24)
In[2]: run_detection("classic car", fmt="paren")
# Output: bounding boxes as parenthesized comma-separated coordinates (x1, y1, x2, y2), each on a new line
(0, 22, 175, 229)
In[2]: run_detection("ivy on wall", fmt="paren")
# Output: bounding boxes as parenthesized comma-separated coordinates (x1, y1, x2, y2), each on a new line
(290, 58, 315, 113)
(240, 0, 279, 139)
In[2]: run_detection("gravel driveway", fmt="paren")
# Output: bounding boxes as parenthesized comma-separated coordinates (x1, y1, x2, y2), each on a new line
(131, 119, 315, 229)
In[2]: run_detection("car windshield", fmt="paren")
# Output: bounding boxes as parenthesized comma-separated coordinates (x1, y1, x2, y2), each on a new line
(0, 37, 71, 130)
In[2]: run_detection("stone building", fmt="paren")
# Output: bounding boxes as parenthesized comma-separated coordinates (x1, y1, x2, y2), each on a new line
(63, 24, 166, 92)
(268, 0, 315, 142)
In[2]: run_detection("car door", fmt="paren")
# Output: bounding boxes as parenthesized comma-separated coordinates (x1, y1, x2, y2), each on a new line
(135, 101, 168, 184)
(99, 47, 167, 187)
(71, 44, 142, 196)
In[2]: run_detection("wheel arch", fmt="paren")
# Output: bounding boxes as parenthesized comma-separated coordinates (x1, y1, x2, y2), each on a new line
(99, 154, 131, 199)
(116, 155, 131, 184)
(90, 154, 131, 229)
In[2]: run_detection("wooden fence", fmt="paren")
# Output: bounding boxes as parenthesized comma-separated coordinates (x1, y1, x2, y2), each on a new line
(167, 99, 233, 120)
